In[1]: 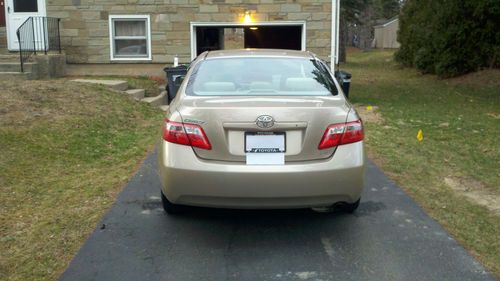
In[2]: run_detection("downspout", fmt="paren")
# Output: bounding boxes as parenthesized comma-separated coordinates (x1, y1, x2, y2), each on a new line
(335, 0, 340, 66)
(330, 0, 340, 71)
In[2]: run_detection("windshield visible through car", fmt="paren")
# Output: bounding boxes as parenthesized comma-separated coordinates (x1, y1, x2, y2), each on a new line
(186, 57, 338, 96)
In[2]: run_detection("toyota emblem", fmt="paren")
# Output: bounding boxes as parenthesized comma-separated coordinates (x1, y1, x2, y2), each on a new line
(256, 115, 275, 128)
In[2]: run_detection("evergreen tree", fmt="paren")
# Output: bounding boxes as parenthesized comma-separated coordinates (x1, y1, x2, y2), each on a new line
(374, 0, 401, 19)
(396, 0, 499, 77)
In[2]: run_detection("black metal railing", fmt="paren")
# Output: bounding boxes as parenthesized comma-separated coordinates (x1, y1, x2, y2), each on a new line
(16, 17, 61, 72)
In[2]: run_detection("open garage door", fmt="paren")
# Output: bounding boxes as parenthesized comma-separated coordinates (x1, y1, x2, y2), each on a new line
(191, 22, 305, 59)
(244, 26, 302, 50)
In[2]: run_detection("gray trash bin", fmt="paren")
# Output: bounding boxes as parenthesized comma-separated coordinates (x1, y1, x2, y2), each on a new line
(164, 65, 188, 104)
(335, 70, 352, 98)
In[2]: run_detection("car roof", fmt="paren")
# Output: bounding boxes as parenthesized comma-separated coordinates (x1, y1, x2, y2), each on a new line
(204, 49, 315, 60)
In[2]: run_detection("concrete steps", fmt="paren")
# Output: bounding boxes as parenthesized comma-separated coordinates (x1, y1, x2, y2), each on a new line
(71, 79, 129, 91)
(140, 91, 167, 107)
(0, 54, 20, 62)
(0, 53, 34, 80)
(0, 72, 32, 81)
(70, 78, 167, 109)
(125, 89, 145, 100)
(0, 62, 35, 72)
(0, 53, 65, 80)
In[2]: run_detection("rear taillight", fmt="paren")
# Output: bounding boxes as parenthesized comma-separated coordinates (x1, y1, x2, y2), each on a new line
(163, 119, 212, 150)
(318, 120, 364, 150)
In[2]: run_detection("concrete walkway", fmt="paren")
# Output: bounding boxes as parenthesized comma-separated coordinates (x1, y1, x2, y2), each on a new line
(60, 151, 495, 281)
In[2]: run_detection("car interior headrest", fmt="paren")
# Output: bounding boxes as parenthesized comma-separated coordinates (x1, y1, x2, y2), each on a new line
(250, 82, 273, 90)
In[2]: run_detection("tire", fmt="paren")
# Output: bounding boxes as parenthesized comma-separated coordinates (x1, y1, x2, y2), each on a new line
(161, 191, 185, 214)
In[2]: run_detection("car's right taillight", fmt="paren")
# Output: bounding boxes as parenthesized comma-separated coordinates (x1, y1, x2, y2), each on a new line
(318, 120, 364, 150)
(163, 119, 212, 150)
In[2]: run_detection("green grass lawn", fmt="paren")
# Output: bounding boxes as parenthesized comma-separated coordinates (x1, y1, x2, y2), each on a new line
(344, 50, 500, 277)
(0, 79, 163, 281)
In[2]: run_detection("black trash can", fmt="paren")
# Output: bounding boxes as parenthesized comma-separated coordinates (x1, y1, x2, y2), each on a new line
(335, 70, 352, 98)
(164, 65, 188, 104)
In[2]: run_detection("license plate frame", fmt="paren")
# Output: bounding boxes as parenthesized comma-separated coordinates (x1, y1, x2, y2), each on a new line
(244, 132, 286, 153)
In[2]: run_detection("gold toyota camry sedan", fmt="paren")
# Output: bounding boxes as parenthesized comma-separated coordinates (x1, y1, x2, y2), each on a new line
(157, 49, 364, 214)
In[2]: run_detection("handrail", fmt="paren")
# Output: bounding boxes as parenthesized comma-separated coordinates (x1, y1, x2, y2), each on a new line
(16, 16, 61, 73)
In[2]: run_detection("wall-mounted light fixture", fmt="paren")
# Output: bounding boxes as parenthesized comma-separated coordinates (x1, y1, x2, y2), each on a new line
(243, 11, 253, 24)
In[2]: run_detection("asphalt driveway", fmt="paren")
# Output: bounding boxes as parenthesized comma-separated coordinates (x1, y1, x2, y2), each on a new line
(60, 151, 495, 281)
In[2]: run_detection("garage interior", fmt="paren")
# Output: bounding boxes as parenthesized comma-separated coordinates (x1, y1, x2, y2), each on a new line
(195, 25, 303, 56)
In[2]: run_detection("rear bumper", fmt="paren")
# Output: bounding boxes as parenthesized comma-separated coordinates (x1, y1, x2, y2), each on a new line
(157, 141, 365, 209)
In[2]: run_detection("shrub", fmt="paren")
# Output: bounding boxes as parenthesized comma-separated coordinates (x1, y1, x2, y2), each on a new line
(395, 0, 499, 77)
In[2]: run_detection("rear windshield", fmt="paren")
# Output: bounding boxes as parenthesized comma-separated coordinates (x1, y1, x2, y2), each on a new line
(186, 57, 338, 96)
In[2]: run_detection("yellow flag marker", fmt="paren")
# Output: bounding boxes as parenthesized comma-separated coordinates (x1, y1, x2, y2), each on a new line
(417, 129, 423, 142)
(366, 105, 373, 111)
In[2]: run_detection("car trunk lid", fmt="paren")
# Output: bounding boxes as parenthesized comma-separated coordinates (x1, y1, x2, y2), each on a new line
(177, 96, 350, 162)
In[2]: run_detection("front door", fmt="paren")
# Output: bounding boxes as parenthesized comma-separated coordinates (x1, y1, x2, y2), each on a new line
(5, 0, 46, 50)
(0, 0, 6, 27)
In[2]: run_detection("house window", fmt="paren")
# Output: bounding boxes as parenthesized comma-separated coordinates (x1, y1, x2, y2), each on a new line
(14, 0, 38, 13)
(109, 15, 151, 61)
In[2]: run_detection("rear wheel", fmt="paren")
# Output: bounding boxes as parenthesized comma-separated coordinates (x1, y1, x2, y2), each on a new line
(161, 191, 185, 214)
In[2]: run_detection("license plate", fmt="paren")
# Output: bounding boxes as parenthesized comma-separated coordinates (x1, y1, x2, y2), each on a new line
(245, 132, 286, 153)
(245, 132, 285, 165)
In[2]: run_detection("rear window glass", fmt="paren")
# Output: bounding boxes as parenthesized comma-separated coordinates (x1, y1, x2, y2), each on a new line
(186, 57, 338, 96)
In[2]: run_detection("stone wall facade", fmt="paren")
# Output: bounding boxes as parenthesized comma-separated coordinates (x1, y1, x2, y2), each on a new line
(47, 0, 332, 64)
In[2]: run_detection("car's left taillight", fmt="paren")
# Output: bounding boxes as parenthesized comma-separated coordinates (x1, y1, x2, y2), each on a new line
(163, 119, 212, 150)
(318, 120, 364, 150)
